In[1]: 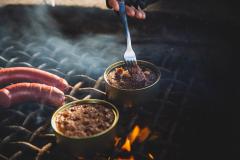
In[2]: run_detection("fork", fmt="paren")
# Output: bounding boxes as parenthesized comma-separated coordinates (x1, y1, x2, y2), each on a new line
(119, 0, 137, 68)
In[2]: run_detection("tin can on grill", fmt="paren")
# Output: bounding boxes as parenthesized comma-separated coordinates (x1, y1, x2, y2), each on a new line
(104, 60, 161, 108)
(51, 99, 119, 156)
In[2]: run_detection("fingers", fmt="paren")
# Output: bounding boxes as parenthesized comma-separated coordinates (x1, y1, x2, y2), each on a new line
(137, 7, 146, 19)
(125, 5, 135, 17)
(107, 0, 146, 20)
(126, 6, 146, 19)
(108, 0, 119, 11)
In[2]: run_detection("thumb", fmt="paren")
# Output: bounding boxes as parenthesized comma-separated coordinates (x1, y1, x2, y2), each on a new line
(107, 0, 120, 11)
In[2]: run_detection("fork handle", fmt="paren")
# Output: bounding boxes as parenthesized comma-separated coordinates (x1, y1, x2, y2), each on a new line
(119, 0, 132, 48)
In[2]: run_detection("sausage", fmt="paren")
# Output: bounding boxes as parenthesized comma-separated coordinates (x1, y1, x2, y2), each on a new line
(0, 83, 65, 108)
(0, 67, 70, 93)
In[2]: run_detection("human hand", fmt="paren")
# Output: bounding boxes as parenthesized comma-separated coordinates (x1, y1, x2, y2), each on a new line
(107, 0, 146, 20)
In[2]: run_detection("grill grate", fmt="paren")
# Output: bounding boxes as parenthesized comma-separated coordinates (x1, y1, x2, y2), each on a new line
(0, 35, 205, 160)
(0, 6, 210, 160)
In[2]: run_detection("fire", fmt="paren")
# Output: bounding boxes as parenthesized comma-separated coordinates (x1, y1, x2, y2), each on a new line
(121, 125, 140, 152)
(138, 127, 151, 142)
(121, 138, 131, 152)
(121, 125, 151, 152)
(129, 125, 140, 144)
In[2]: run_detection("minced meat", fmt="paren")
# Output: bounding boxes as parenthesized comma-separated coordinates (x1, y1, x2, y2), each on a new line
(107, 64, 157, 89)
(55, 104, 115, 137)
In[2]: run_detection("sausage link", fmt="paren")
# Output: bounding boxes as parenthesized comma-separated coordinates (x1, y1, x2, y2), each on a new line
(0, 83, 65, 108)
(0, 67, 70, 93)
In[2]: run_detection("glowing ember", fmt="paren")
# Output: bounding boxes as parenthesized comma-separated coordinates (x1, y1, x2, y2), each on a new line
(148, 153, 154, 159)
(114, 136, 121, 146)
(138, 127, 151, 142)
(129, 125, 140, 144)
(121, 138, 131, 152)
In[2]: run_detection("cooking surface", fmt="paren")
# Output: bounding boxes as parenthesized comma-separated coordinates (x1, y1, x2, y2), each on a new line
(0, 5, 234, 160)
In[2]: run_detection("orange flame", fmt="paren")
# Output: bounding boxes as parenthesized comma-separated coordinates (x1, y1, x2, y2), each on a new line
(129, 125, 140, 144)
(121, 138, 131, 152)
(121, 125, 140, 152)
(138, 127, 151, 142)
(121, 125, 151, 152)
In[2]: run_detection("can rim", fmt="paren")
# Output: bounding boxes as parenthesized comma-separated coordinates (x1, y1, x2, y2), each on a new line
(51, 99, 119, 140)
(104, 60, 161, 91)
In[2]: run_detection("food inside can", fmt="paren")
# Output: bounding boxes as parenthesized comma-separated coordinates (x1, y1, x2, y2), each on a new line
(55, 104, 115, 137)
(107, 64, 157, 89)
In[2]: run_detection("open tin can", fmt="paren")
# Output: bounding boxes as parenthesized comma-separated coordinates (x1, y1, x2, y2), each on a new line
(104, 60, 161, 107)
(51, 99, 119, 156)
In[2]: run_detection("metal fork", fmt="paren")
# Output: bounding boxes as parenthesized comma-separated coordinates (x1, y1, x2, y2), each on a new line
(119, 0, 137, 68)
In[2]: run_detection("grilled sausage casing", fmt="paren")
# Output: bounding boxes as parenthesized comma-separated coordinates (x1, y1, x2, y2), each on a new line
(0, 83, 65, 108)
(0, 67, 70, 93)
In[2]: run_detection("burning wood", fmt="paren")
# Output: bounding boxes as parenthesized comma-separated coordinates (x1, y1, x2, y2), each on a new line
(138, 127, 151, 143)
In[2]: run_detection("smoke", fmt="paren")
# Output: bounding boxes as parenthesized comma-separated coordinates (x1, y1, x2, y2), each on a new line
(0, 5, 124, 78)
(0, 4, 200, 79)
